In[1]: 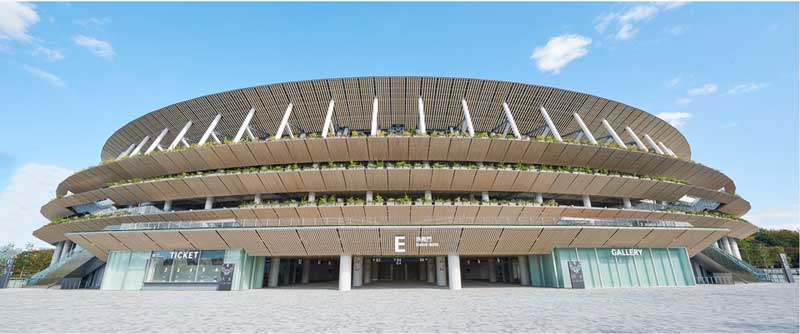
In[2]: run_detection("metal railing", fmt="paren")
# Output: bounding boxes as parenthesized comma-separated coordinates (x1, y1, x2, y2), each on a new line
(558, 217, 692, 228)
(695, 273, 734, 285)
(26, 247, 87, 286)
(702, 246, 770, 282)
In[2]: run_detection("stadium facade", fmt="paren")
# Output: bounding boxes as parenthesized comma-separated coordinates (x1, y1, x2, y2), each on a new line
(32, 77, 759, 291)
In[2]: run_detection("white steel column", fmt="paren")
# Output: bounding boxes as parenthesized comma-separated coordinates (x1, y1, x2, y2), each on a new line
(49, 241, 64, 266)
(489, 258, 497, 282)
(502, 102, 522, 139)
(625, 127, 648, 151)
(254, 194, 262, 204)
(518, 256, 531, 286)
(301, 259, 310, 284)
(163, 200, 172, 211)
(643, 134, 665, 154)
(535, 193, 543, 205)
(321, 99, 336, 138)
(370, 97, 379, 136)
(352, 256, 363, 287)
(426, 259, 435, 283)
(460, 99, 475, 137)
(198, 114, 222, 145)
(275, 103, 294, 140)
(60, 240, 73, 261)
(233, 108, 256, 143)
(582, 195, 592, 208)
(436, 256, 447, 286)
(129, 136, 150, 157)
(601, 119, 627, 148)
(481, 191, 490, 202)
(339, 255, 352, 291)
(168, 121, 193, 150)
(116, 143, 136, 160)
(721, 237, 733, 255)
(539, 106, 563, 142)
(622, 198, 632, 209)
(204, 197, 214, 210)
(573, 113, 597, 144)
(447, 254, 462, 290)
(145, 128, 170, 154)
(417, 97, 427, 135)
(268, 257, 281, 287)
(730, 238, 742, 260)
(658, 141, 677, 157)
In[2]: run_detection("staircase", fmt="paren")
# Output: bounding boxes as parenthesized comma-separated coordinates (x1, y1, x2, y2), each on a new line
(26, 248, 95, 287)
(699, 246, 770, 283)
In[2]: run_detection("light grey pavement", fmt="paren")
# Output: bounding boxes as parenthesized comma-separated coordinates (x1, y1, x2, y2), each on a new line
(1, 282, 797, 333)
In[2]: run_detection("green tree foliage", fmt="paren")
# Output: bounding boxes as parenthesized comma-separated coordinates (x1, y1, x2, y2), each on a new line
(11, 248, 53, 279)
(739, 229, 799, 268)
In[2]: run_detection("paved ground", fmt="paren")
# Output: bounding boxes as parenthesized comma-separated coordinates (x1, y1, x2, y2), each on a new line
(2, 282, 797, 333)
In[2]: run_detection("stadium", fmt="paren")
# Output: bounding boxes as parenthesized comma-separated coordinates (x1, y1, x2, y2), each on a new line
(29, 76, 764, 291)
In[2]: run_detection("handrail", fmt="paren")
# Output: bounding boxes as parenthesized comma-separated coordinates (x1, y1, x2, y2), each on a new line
(703, 246, 770, 281)
(26, 248, 87, 286)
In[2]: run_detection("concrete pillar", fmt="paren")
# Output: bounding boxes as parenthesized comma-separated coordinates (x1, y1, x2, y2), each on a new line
(371, 259, 378, 281)
(268, 257, 281, 287)
(481, 191, 490, 202)
(352, 256, 363, 287)
(60, 240, 73, 261)
(301, 259, 310, 284)
(721, 237, 733, 255)
(622, 198, 632, 209)
(692, 260, 703, 280)
(502, 261, 511, 282)
(363, 259, 372, 284)
(489, 258, 498, 282)
(447, 254, 462, 290)
(308, 192, 316, 202)
(426, 258, 435, 283)
(254, 194, 262, 204)
(714, 240, 721, 248)
(366, 191, 374, 202)
(518, 256, 531, 286)
(204, 196, 214, 210)
(582, 195, 592, 208)
(425, 190, 432, 201)
(436, 256, 447, 286)
(729, 237, 742, 260)
(163, 200, 172, 212)
(339, 255, 352, 291)
(50, 241, 64, 266)
(535, 193, 543, 205)
(418, 259, 427, 280)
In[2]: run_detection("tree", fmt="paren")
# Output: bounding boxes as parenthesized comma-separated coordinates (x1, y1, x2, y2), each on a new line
(740, 228, 799, 268)
(11, 248, 53, 279)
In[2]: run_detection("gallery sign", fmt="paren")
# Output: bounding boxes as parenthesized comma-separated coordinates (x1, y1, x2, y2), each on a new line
(610, 249, 643, 256)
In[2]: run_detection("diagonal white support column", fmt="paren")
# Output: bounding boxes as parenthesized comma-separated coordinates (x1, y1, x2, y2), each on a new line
(572, 113, 597, 144)
(370, 97, 379, 136)
(145, 128, 170, 154)
(417, 97, 427, 135)
(502, 102, 522, 139)
(168, 121, 193, 150)
(625, 126, 648, 151)
(275, 103, 294, 140)
(129, 136, 150, 157)
(643, 134, 664, 154)
(321, 99, 336, 138)
(539, 106, 563, 142)
(658, 141, 677, 157)
(198, 114, 222, 145)
(233, 108, 256, 143)
(601, 119, 627, 148)
(117, 143, 136, 160)
(461, 99, 475, 137)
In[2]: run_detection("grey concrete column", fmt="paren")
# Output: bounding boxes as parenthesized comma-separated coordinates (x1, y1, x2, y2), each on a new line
(366, 191, 374, 202)
(308, 192, 316, 202)
(622, 198, 632, 209)
(489, 258, 498, 282)
(436, 256, 447, 286)
(518, 256, 531, 286)
(481, 191, 490, 202)
(352, 256, 363, 287)
(535, 193, 543, 205)
(424, 190, 432, 201)
(204, 196, 214, 210)
(418, 259, 427, 280)
(268, 257, 281, 287)
(60, 240, 73, 261)
(363, 259, 372, 284)
(582, 195, 592, 208)
(254, 194, 262, 204)
(301, 259, 311, 284)
(427, 258, 435, 283)
(447, 254, 462, 290)
(339, 255, 352, 291)
(691, 260, 703, 280)
(163, 200, 172, 211)
(721, 237, 733, 255)
(50, 241, 64, 266)
(730, 237, 742, 260)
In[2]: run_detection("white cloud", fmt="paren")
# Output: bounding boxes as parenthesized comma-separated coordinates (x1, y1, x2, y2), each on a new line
(531, 34, 592, 74)
(687, 83, 718, 96)
(675, 98, 691, 105)
(656, 112, 692, 127)
(596, 2, 688, 41)
(0, 163, 73, 248)
(666, 77, 681, 88)
(22, 65, 65, 87)
(75, 17, 111, 31)
(73, 35, 114, 58)
(744, 209, 800, 231)
(726, 82, 769, 95)
(0, 2, 39, 42)
(32, 44, 64, 62)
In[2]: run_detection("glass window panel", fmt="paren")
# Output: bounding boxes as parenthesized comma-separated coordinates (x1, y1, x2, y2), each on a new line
(578, 249, 599, 288)
(145, 251, 173, 283)
(196, 250, 226, 282)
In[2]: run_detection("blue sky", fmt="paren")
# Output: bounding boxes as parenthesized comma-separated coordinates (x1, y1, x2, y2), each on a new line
(0, 2, 797, 247)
